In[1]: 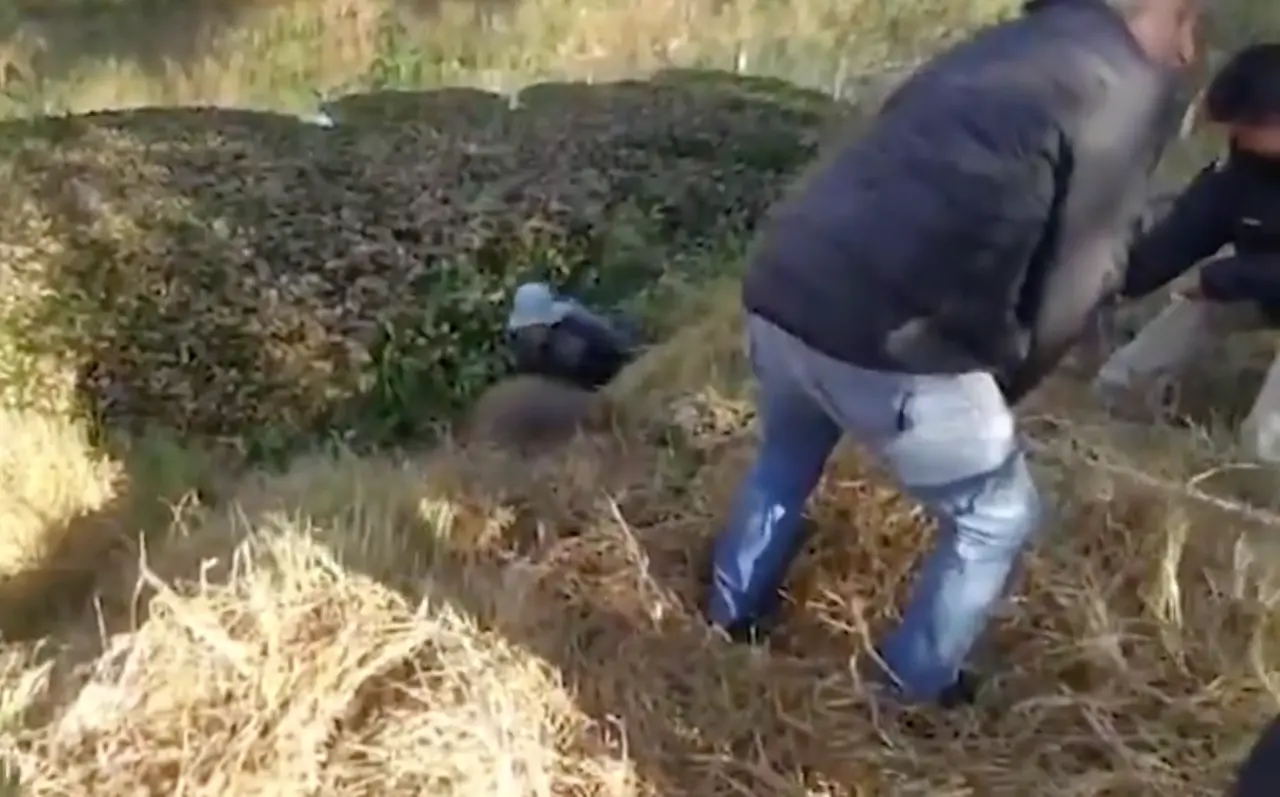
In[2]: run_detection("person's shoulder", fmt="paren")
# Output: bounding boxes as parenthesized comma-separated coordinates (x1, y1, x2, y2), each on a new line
(910, 5, 1140, 116)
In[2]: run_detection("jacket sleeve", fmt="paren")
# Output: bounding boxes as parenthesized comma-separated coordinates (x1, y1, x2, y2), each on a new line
(1002, 78, 1182, 404)
(1120, 161, 1236, 299)
(555, 312, 635, 389)
(1200, 254, 1280, 306)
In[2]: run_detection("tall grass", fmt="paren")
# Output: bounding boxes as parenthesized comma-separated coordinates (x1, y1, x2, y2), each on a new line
(3, 0, 1279, 121)
(0, 0, 1022, 118)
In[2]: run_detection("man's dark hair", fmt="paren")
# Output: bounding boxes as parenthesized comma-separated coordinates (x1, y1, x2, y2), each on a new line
(1206, 43, 1280, 126)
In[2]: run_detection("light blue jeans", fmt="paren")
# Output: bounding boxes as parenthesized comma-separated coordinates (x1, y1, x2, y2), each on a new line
(707, 314, 1043, 702)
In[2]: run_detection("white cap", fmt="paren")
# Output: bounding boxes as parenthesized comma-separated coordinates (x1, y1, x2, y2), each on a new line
(508, 282, 574, 330)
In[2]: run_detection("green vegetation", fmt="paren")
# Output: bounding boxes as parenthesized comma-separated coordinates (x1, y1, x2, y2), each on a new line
(0, 74, 851, 458)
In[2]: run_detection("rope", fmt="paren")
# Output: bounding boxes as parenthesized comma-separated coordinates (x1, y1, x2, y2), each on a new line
(1022, 414, 1280, 528)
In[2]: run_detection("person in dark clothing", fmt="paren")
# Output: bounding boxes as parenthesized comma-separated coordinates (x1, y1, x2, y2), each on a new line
(1233, 712, 1280, 797)
(706, 0, 1206, 707)
(506, 282, 636, 391)
(1094, 43, 1280, 461)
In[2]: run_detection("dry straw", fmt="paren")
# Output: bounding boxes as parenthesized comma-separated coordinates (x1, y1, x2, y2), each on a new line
(2, 298, 1280, 795)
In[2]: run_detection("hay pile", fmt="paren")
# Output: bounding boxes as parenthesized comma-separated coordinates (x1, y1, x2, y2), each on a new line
(2, 307, 1280, 794)
(0, 71, 845, 454)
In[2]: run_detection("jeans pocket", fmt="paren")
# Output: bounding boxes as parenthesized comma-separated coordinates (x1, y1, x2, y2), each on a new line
(890, 373, 1018, 489)
(900, 373, 1010, 435)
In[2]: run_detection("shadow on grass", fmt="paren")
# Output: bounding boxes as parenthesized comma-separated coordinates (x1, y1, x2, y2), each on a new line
(0, 489, 138, 643)
(0, 427, 237, 644)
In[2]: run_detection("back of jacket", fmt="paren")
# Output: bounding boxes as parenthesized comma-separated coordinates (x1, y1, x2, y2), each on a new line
(743, 0, 1182, 401)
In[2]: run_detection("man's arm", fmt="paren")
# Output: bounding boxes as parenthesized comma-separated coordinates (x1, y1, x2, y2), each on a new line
(1200, 254, 1280, 307)
(1120, 160, 1237, 299)
(1003, 76, 1181, 403)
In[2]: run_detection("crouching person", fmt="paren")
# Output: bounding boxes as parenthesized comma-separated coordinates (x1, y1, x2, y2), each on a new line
(1095, 43, 1280, 461)
(505, 282, 637, 391)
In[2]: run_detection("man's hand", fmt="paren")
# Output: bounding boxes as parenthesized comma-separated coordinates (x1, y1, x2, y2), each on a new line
(1172, 277, 1205, 300)
(1173, 254, 1240, 301)
(1191, 253, 1274, 304)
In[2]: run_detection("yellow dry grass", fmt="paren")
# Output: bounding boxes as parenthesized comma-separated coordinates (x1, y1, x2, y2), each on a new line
(0, 408, 121, 578)
(2, 294, 1280, 796)
(5, 0, 1019, 115)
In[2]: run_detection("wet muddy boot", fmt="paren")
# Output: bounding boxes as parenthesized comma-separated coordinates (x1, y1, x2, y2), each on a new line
(858, 654, 983, 709)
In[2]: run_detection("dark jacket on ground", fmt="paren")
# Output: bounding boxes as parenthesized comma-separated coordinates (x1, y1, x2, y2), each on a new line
(1122, 149, 1280, 318)
(742, 0, 1184, 403)
(510, 313, 634, 391)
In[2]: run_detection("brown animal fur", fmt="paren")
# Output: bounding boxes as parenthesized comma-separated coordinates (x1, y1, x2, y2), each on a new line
(459, 375, 614, 453)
